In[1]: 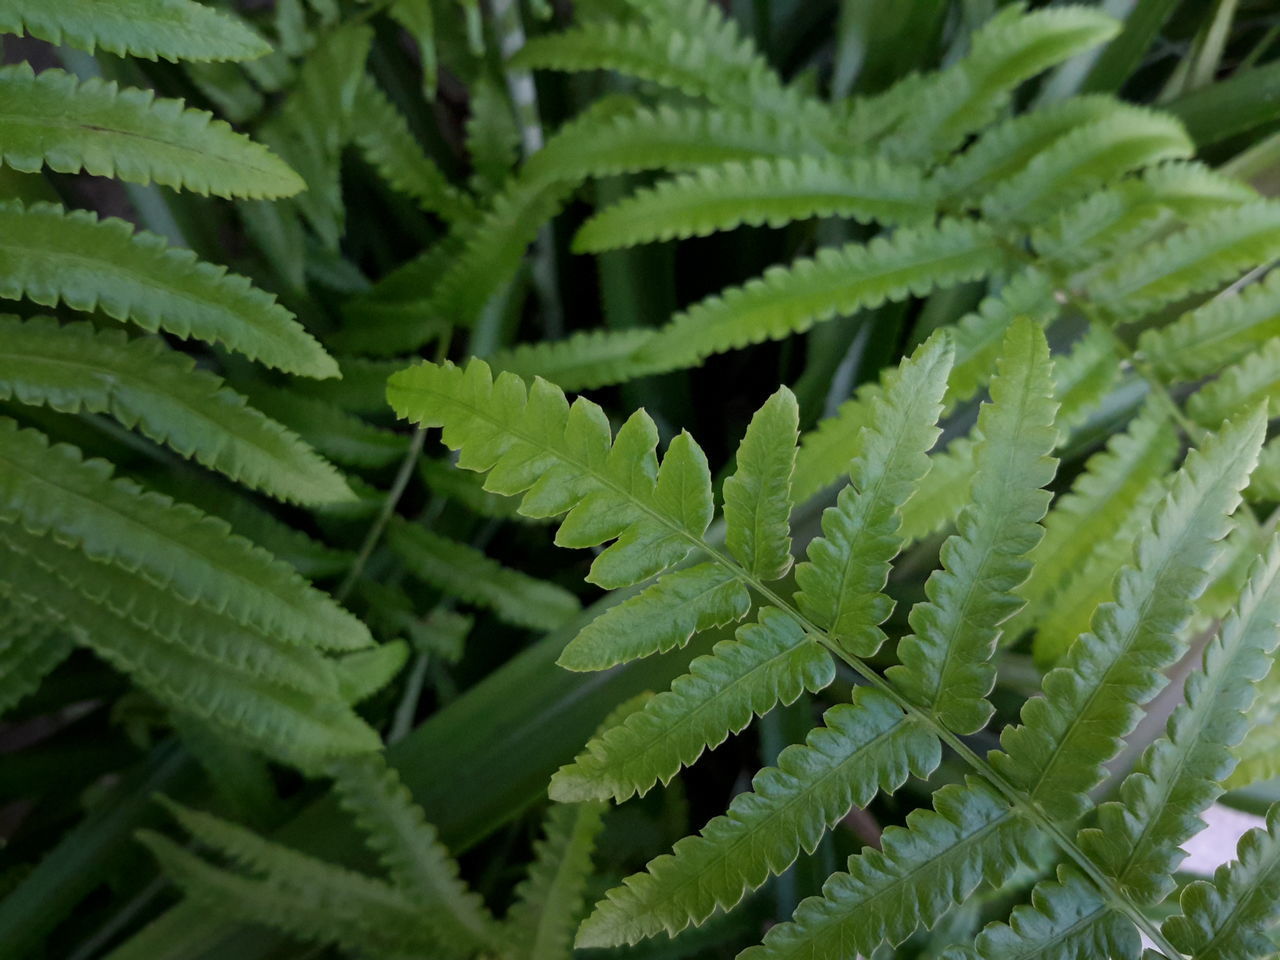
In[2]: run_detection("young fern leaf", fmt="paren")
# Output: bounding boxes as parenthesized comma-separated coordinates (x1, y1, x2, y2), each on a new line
(993, 406, 1267, 821)
(0, 0, 270, 63)
(634, 220, 1004, 373)
(0, 593, 74, 715)
(794, 334, 953, 657)
(0, 201, 338, 378)
(744, 778, 1041, 960)
(1081, 535, 1280, 904)
(722, 388, 799, 581)
(0, 64, 301, 198)
(140, 805, 437, 957)
(388, 520, 581, 632)
(1162, 803, 1280, 960)
(1089, 201, 1280, 315)
(576, 686, 941, 947)
(1188, 336, 1280, 426)
(888, 320, 1059, 734)
(979, 107, 1192, 225)
(1140, 267, 1280, 382)
(0, 316, 354, 506)
(328, 753, 503, 955)
(573, 156, 936, 253)
(0, 419, 372, 652)
(506, 799, 608, 960)
(351, 73, 475, 225)
(551, 608, 834, 803)
(885, 5, 1120, 161)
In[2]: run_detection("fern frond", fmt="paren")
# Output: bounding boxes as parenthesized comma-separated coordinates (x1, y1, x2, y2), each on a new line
(0, 316, 353, 506)
(1141, 269, 1280, 382)
(576, 686, 939, 946)
(957, 867, 1134, 960)
(328, 753, 503, 954)
(794, 334, 953, 657)
(943, 269, 1059, 411)
(573, 156, 935, 253)
(723, 388, 800, 581)
(507, 799, 606, 960)
(0, 535, 377, 768)
(993, 407, 1266, 821)
(0, 0, 270, 62)
(1081, 536, 1280, 904)
(557, 563, 750, 672)
(0, 63, 300, 198)
(388, 521, 580, 631)
(1089, 201, 1280, 315)
(234, 383, 408, 470)
(1011, 401, 1178, 654)
(352, 73, 474, 224)
(333, 241, 458, 357)
(634, 220, 1004, 373)
(1188, 337, 1280, 425)
(1161, 803, 1280, 960)
(889, 320, 1058, 734)
(522, 103, 827, 186)
(886, 5, 1119, 161)
(293, 355, 413, 415)
(486, 329, 662, 392)
(0, 592, 74, 714)
(0, 419, 371, 652)
(549, 608, 834, 803)
(418, 457, 524, 520)
(0, 201, 337, 378)
(979, 107, 1192, 224)
(144, 803, 437, 955)
(938, 95, 1125, 201)
(1033, 161, 1256, 268)
(334, 640, 409, 705)
(388, 358, 716, 590)
(741, 779, 1037, 960)
(466, 78, 520, 197)
(1230, 660, 1280, 788)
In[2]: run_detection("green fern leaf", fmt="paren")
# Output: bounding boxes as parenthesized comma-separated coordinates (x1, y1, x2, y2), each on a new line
(333, 240, 458, 358)
(938, 94, 1126, 202)
(0, 316, 353, 506)
(1248, 437, 1280, 503)
(557, 563, 750, 672)
(143, 803, 437, 955)
(0, 592, 74, 715)
(1230, 661, 1280, 789)
(0, 201, 337, 378)
(993, 407, 1266, 821)
(1188, 337, 1280, 425)
(1012, 401, 1178, 655)
(723, 387, 800, 581)
(388, 520, 580, 632)
(507, 800, 607, 960)
(956, 867, 1135, 960)
(1089, 201, 1280, 315)
(573, 156, 935, 253)
(886, 5, 1119, 161)
(634, 220, 1004, 373)
(466, 78, 520, 197)
(522, 103, 827, 187)
(0, 534, 377, 768)
(1162, 803, 1280, 960)
(334, 641, 409, 705)
(0, 0, 270, 62)
(0, 63, 300, 198)
(0, 419, 371, 652)
(794, 334, 952, 657)
(418, 457, 525, 520)
(889, 320, 1058, 734)
(741, 779, 1038, 960)
(1141, 268, 1280, 382)
(388, 359, 715, 591)
(234, 382, 408, 470)
(979, 107, 1192, 224)
(352, 73, 474, 224)
(1081, 535, 1280, 904)
(549, 608, 834, 803)
(328, 753, 503, 954)
(576, 686, 939, 946)
(1033, 161, 1255, 268)
(486, 328, 663, 393)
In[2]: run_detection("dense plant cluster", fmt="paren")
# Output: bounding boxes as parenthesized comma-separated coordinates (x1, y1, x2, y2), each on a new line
(4, 1, 1280, 959)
